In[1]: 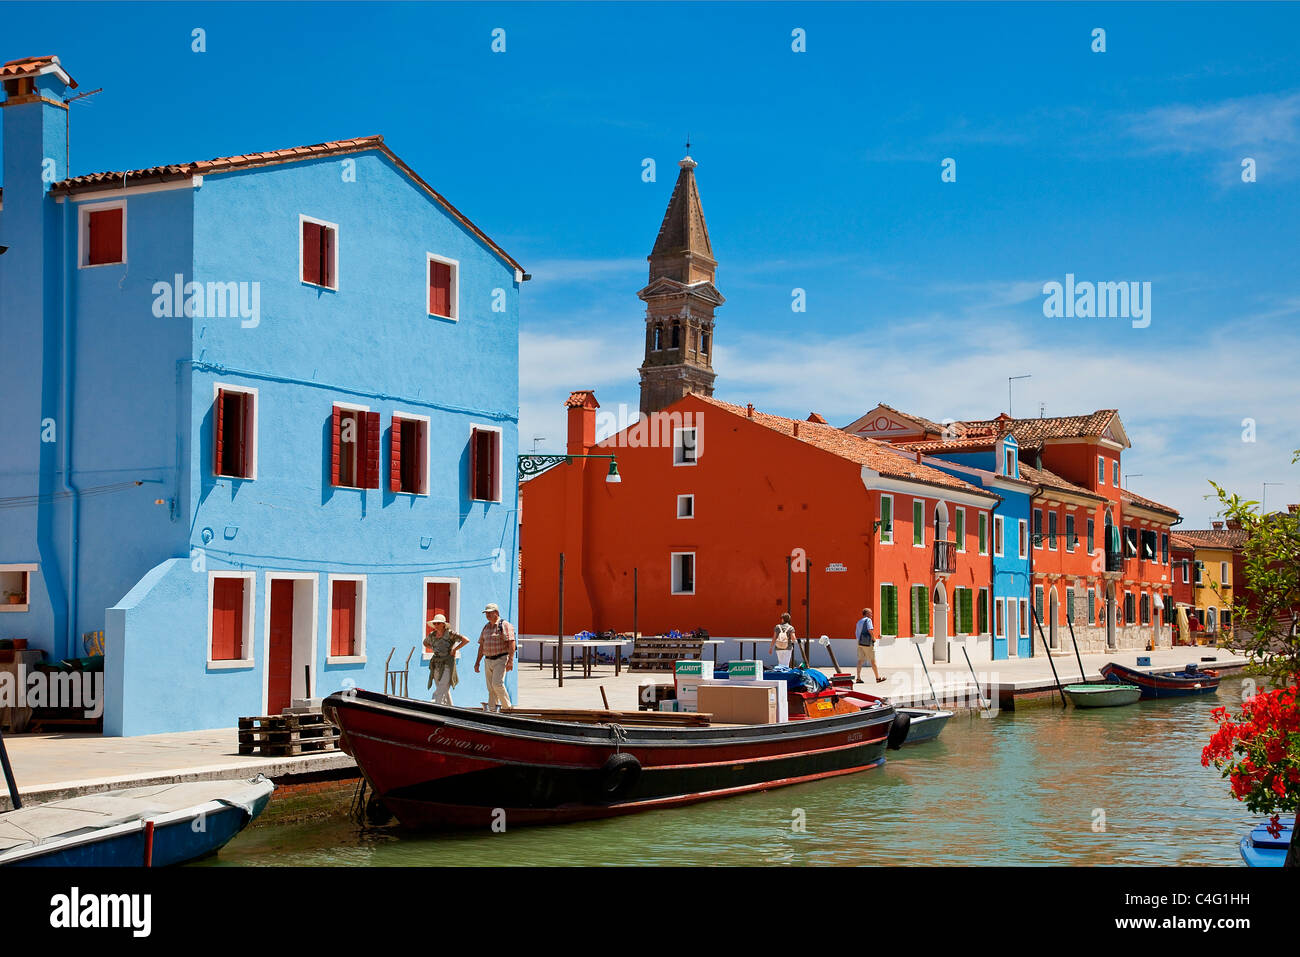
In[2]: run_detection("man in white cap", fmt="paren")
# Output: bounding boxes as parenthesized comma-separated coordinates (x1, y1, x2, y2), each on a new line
(424, 613, 468, 706)
(474, 602, 516, 711)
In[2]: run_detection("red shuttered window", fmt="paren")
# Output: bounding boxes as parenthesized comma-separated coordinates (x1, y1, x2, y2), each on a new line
(211, 577, 246, 660)
(330, 580, 358, 657)
(425, 581, 452, 629)
(302, 219, 336, 288)
(469, 428, 500, 502)
(213, 388, 255, 478)
(428, 258, 455, 318)
(85, 207, 124, 266)
(391, 416, 427, 494)
(331, 407, 380, 488)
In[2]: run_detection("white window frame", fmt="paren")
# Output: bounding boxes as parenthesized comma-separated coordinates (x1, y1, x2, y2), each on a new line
(676, 494, 695, 519)
(995, 595, 1006, 638)
(1033, 508, 1043, 550)
(993, 515, 1004, 557)
(1182, 561, 1189, 584)
(469, 423, 504, 503)
(1221, 561, 1229, 586)
(392, 411, 432, 496)
(213, 382, 259, 480)
(670, 551, 696, 595)
(978, 512, 988, 556)
(913, 499, 925, 549)
(260, 572, 319, 714)
(672, 426, 699, 466)
(78, 198, 127, 268)
(420, 576, 461, 660)
(1113, 461, 1120, 487)
(326, 574, 367, 664)
(1098, 456, 1106, 485)
(1019, 598, 1028, 638)
(299, 213, 340, 290)
(426, 252, 460, 321)
(954, 506, 966, 552)
(978, 586, 990, 636)
(1018, 519, 1028, 559)
(0, 564, 37, 614)
(207, 570, 256, 669)
(1047, 510, 1058, 552)
(879, 494, 894, 545)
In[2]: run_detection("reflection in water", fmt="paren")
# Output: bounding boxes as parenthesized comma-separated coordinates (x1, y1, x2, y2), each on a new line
(207, 677, 1257, 867)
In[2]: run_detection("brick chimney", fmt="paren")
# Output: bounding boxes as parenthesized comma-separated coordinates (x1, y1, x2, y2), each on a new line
(1225, 518, 1242, 530)
(1211, 520, 1224, 530)
(564, 390, 600, 455)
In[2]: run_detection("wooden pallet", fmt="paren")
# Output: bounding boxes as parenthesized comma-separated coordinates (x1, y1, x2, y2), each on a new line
(629, 635, 704, 672)
(238, 712, 341, 756)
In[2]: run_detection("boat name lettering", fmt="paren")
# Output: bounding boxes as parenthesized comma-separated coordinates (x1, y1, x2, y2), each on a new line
(428, 732, 492, 753)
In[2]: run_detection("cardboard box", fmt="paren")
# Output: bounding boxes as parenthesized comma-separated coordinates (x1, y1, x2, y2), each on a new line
(697, 678, 789, 722)
(697, 683, 778, 725)
(727, 660, 764, 681)
(674, 659, 714, 710)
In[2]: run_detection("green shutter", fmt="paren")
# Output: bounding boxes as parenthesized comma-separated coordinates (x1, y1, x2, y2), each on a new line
(978, 514, 987, 553)
(880, 497, 892, 542)
(913, 500, 923, 545)
(881, 585, 897, 636)
(1035, 587, 1044, 625)
(1066, 587, 1075, 623)
(921, 588, 930, 634)
(955, 510, 964, 548)
(977, 589, 988, 634)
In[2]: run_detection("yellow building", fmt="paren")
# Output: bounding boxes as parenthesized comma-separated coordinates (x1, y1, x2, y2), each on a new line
(1171, 524, 1247, 641)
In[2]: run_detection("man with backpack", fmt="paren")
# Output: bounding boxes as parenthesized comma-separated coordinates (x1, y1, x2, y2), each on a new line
(855, 607, 885, 684)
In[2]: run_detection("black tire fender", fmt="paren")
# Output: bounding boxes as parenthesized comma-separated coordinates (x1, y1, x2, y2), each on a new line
(596, 752, 642, 802)
(887, 710, 911, 751)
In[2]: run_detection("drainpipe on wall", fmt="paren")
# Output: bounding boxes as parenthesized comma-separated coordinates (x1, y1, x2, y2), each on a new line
(989, 497, 1000, 655)
(59, 195, 82, 661)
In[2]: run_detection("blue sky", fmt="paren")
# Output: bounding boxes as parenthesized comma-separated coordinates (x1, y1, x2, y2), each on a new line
(4, 2, 1299, 523)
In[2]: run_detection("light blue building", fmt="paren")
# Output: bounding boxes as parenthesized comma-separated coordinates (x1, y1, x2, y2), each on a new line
(0, 55, 525, 734)
(921, 433, 1035, 660)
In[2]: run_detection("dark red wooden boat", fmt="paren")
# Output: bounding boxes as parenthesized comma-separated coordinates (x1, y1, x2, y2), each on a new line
(1100, 661, 1220, 699)
(323, 688, 903, 829)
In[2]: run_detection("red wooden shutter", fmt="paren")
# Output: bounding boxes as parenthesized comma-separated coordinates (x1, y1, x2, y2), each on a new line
(330, 581, 356, 656)
(425, 582, 451, 625)
(469, 428, 479, 499)
(88, 208, 123, 265)
(415, 420, 426, 493)
(364, 411, 381, 489)
(389, 417, 403, 492)
(214, 389, 226, 475)
(230, 392, 246, 477)
(303, 221, 321, 285)
(320, 226, 335, 288)
(211, 577, 245, 660)
(429, 260, 451, 316)
(487, 430, 499, 501)
(330, 406, 342, 486)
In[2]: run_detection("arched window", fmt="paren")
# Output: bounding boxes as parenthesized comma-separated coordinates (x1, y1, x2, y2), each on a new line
(671, 322, 681, 348)
(653, 325, 662, 350)
(700, 332, 710, 355)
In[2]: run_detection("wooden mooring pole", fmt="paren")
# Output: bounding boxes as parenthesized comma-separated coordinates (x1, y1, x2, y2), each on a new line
(557, 552, 565, 688)
(1032, 606, 1068, 706)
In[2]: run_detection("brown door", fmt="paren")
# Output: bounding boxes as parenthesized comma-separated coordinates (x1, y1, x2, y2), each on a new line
(268, 579, 295, 715)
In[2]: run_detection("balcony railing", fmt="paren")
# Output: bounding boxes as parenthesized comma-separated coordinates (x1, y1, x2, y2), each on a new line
(1105, 548, 1123, 573)
(933, 540, 956, 575)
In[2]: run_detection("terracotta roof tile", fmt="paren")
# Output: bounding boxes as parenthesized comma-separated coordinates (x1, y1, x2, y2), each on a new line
(1171, 528, 1248, 550)
(1016, 462, 1105, 501)
(1120, 488, 1181, 518)
(1, 54, 76, 88)
(564, 390, 598, 409)
(46, 135, 523, 272)
(691, 396, 996, 498)
(959, 410, 1118, 448)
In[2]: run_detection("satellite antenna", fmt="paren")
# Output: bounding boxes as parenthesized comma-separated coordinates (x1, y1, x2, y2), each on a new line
(62, 87, 103, 179)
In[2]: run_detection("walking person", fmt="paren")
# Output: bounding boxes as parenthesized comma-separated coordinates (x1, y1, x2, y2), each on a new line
(474, 602, 516, 711)
(769, 612, 797, 668)
(424, 613, 469, 706)
(855, 607, 885, 684)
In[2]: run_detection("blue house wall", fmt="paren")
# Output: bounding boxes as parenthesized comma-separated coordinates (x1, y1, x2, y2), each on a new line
(926, 438, 1034, 660)
(2, 61, 523, 734)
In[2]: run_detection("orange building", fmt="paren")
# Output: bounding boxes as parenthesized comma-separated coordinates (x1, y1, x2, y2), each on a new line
(520, 392, 1003, 667)
(846, 405, 1179, 652)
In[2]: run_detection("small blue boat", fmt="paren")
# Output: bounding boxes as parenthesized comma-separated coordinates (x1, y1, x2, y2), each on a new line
(0, 777, 274, 867)
(1239, 818, 1295, 868)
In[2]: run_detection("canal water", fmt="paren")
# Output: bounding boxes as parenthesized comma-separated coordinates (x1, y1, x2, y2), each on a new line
(208, 676, 1260, 866)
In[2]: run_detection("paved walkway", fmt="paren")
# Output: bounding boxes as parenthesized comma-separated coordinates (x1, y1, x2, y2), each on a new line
(1, 645, 1246, 809)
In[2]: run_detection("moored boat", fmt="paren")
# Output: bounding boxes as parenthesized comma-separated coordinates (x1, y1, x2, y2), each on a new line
(0, 777, 274, 867)
(1239, 817, 1295, 868)
(1063, 683, 1142, 708)
(826, 680, 952, 744)
(323, 688, 901, 830)
(1100, 661, 1220, 699)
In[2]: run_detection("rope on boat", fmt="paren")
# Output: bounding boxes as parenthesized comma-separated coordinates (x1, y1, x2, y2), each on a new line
(350, 776, 370, 826)
(606, 723, 627, 754)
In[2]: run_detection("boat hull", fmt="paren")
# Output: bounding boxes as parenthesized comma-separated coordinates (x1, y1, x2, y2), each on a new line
(1064, 684, 1142, 708)
(1239, 818, 1294, 868)
(324, 690, 896, 829)
(897, 708, 952, 744)
(1100, 662, 1220, 699)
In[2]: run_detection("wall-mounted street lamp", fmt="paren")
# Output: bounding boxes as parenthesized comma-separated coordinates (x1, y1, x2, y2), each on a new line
(517, 453, 621, 484)
(0, 245, 9, 255)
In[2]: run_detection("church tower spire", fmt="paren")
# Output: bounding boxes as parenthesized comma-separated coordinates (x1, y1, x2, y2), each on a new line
(637, 152, 724, 415)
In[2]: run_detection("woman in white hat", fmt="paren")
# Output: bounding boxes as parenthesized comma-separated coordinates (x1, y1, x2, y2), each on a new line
(424, 614, 469, 706)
